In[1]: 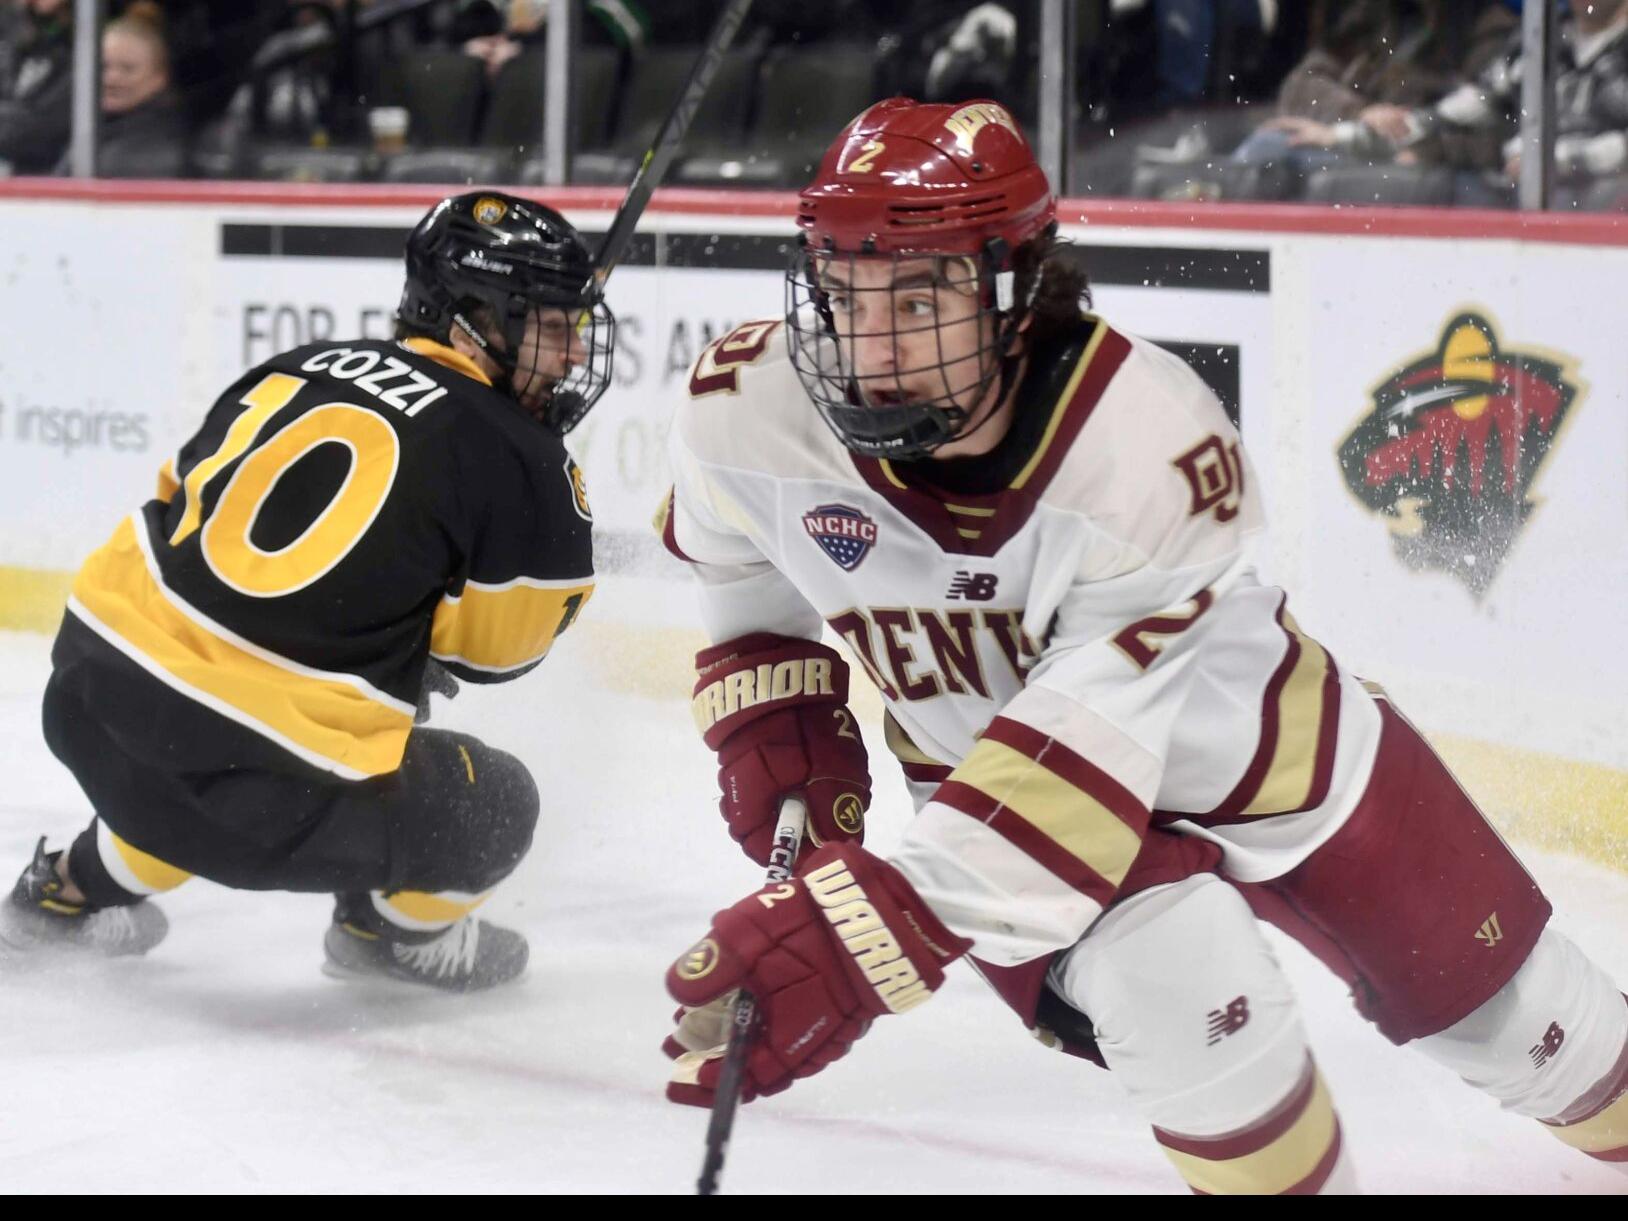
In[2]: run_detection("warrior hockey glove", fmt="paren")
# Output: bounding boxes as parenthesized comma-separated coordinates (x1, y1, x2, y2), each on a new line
(663, 842, 970, 1107)
(692, 633, 871, 864)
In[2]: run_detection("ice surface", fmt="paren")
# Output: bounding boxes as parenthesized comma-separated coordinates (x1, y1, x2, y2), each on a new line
(1, 582, 1625, 1194)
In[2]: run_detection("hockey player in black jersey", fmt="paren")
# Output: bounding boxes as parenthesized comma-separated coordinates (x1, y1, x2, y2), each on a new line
(2, 191, 614, 991)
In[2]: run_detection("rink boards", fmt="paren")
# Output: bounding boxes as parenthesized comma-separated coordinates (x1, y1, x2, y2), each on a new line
(0, 181, 1622, 865)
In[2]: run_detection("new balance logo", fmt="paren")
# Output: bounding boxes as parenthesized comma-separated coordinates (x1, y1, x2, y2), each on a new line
(1474, 912, 1504, 948)
(1206, 996, 1250, 1045)
(1530, 1021, 1565, 1069)
(947, 571, 998, 601)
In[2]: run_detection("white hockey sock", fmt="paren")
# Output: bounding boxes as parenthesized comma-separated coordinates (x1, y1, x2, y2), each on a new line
(1050, 875, 1355, 1194)
(1415, 926, 1628, 1163)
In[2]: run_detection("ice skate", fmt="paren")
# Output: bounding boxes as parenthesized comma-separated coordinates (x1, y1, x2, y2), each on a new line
(322, 893, 528, 992)
(1, 837, 168, 957)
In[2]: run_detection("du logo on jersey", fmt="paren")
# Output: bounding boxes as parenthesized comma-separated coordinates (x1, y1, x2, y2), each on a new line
(1338, 312, 1580, 599)
(803, 504, 879, 571)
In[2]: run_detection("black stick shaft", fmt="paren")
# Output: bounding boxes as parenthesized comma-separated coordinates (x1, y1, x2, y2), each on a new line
(595, 0, 756, 288)
(696, 796, 806, 1196)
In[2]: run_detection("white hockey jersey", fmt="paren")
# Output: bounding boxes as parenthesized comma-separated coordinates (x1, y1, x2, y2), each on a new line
(663, 314, 1382, 968)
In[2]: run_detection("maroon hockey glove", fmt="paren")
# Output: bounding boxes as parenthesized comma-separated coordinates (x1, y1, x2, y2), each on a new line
(692, 633, 871, 865)
(664, 842, 971, 1107)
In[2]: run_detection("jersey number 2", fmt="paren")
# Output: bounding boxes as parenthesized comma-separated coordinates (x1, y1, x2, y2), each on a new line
(688, 321, 780, 398)
(170, 373, 401, 598)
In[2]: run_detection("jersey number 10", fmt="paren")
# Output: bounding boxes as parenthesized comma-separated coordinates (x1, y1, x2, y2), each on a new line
(168, 373, 400, 598)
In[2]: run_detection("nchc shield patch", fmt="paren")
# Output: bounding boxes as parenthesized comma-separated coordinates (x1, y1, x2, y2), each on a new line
(1337, 312, 1580, 599)
(802, 503, 879, 571)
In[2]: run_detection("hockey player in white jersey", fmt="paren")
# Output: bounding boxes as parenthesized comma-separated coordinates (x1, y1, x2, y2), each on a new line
(655, 98, 1628, 1193)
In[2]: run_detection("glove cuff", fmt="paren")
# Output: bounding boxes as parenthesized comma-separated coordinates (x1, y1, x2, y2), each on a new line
(692, 633, 851, 750)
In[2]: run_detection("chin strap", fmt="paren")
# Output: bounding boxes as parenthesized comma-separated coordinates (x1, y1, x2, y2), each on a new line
(947, 238, 1034, 448)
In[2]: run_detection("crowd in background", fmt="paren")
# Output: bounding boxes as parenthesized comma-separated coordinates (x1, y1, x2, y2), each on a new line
(0, 0, 1624, 210)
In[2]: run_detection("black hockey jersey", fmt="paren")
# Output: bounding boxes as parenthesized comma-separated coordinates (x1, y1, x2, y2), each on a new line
(57, 337, 594, 780)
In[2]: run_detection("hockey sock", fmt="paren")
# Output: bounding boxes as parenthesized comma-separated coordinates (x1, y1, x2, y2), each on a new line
(1151, 1057, 1353, 1195)
(368, 888, 492, 938)
(68, 820, 191, 909)
(1539, 1013, 1628, 1166)
(1415, 928, 1628, 1167)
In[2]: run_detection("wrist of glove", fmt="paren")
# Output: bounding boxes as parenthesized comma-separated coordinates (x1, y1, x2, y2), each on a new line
(663, 842, 971, 1107)
(693, 633, 871, 864)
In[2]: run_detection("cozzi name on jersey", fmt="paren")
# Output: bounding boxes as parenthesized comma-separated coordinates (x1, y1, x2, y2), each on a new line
(298, 346, 451, 417)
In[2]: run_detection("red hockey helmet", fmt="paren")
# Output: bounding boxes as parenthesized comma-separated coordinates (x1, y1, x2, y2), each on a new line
(796, 97, 1056, 257)
(786, 99, 1059, 459)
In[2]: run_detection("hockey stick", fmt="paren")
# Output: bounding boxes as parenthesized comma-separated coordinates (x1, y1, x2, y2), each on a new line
(593, 0, 757, 289)
(696, 794, 807, 1196)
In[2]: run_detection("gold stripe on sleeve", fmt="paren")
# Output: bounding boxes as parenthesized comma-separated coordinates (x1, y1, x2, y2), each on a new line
(956, 735, 1143, 888)
(431, 578, 595, 673)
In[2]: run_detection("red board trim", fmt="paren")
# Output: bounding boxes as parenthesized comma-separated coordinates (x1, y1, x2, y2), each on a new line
(0, 179, 1623, 246)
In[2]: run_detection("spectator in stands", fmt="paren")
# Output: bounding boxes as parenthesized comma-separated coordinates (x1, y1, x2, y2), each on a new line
(1231, 0, 1515, 179)
(1, 3, 25, 95)
(922, 4, 1019, 106)
(877, 3, 1034, 125)
(1261, 0, 1628, 203)
(222, 1, 338, 146)
(53, 2, 188, 177)
(1440, 0, 1628, 193)
(0, 0, 74, 175)
(452, 0, 546, 79)
(1150, 0, 1277, 107)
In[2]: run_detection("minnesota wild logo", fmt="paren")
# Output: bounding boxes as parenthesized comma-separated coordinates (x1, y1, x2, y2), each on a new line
(1337, 312, 1580, 598)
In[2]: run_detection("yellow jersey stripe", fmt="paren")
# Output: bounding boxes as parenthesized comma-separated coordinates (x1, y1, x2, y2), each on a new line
(431, 579, 594, 672)
(382, 890, 490, 926)
(72, 517, 414, 778)
(100, 823, 192, 894)
(156, 458, 180, 504)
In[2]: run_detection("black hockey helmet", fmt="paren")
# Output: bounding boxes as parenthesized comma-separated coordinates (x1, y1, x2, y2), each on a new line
(398, 191, 616, 433)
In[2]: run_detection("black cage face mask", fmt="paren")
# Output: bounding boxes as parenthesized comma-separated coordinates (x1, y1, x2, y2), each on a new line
(455, 294, 617, 435)
(785, 247, 1022, 460)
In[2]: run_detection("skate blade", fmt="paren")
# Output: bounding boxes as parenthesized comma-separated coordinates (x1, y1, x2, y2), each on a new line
(320, 957, 445, 990)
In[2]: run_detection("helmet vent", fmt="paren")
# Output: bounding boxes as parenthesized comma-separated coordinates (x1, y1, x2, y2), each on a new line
(886, 195, 1007, 228)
